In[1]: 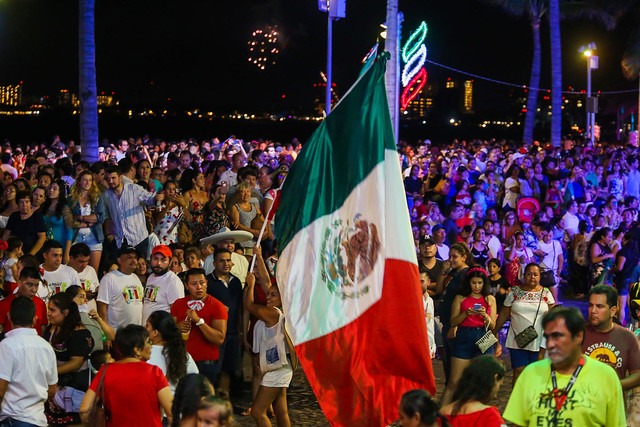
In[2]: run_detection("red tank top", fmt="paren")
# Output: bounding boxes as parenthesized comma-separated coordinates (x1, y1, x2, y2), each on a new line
(460, 295, 490, 327)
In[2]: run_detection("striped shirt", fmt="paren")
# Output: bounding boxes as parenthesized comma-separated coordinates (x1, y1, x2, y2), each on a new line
(103, 182, 156, 247)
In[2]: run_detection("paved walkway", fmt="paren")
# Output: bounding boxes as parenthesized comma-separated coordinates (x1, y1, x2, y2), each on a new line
(233, 354, 515, 426)
(234, 295, 587, 426)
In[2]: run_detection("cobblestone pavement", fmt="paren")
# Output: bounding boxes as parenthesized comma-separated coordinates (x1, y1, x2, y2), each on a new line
(232, 352, 515, 426)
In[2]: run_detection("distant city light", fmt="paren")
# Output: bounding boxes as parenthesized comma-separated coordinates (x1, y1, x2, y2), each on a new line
(247, 25, 281, 71)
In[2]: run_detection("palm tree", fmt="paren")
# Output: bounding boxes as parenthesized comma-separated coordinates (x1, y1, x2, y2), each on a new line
(485, 0, 546, 145)
(79, 0, 99, 163)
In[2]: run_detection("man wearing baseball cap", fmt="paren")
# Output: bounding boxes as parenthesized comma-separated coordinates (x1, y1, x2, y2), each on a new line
(201, 228, 252, 284)
(142, 245, 185, 324)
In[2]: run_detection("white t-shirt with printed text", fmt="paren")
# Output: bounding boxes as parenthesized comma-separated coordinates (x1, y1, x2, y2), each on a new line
(97, 270, 144, 329)
(142, 271, 185, 324)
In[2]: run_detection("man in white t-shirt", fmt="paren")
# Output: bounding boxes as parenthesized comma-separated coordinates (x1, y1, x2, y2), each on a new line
(201, 228, 251, 285)
(561, 200, 580, 241)
(97, 246, 144, 329)
(0, 296, 58, 426)
(68, 243, 100, 311)
(432, 225, 450, 261)
(142, 245, 185, 324)
(40, 240, 80, 301)
(218, 152, 246, 187)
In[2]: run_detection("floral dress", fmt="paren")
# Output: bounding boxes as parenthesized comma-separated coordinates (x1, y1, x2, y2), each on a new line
(203, 204, 231, 238)
(187, 200, 206, 243)
(154, 205, 181, 245)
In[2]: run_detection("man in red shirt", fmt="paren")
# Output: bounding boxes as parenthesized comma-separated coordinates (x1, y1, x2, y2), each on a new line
(171, 267, 227, 385)
(0, 266, 47, 336)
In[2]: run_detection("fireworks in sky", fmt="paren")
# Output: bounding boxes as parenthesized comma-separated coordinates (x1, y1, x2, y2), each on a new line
(248, 25, 280, 71)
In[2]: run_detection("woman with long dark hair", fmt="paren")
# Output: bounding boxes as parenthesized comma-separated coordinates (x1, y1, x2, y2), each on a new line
(171, 373, 215, 427)
(146, 310, 199, 392)
(437, 242, 474, 384)
(44, 293, 94, 384)
(398, 389, 447, 427)
(589, 226, 615, 288)
(79, 325, 173, 426)
(441, 267, 497, 405)
(44, 292, 94, 425)
(440, 355, 506, 426)
(612, 232, 640, 325)
(42, 179, 74, 262)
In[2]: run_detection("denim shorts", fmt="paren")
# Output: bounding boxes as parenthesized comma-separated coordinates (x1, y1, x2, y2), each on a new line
(73, 228, 103, 252)
(510, 348, 540, 369)
(451, 326, 494, 359)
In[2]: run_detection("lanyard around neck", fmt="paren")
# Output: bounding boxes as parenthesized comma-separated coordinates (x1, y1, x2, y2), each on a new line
(550, 357, 585, 413)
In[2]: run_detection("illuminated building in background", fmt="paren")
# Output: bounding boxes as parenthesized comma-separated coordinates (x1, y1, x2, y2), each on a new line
(97, 92, 117, 107)
(406, 83, 434, 118)
(58, 89, 79, 107)
(463, 80, 474, 113)
(445, 78, 455, 89)
(0, 83, 23, 107)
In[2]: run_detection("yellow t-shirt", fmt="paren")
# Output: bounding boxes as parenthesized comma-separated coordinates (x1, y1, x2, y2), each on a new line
(503, 357, 626, 427)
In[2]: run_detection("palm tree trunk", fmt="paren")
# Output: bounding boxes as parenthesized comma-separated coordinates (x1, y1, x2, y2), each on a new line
(523, 17, 541, 145)
(79, 0, 99, 163)
(385, 0, 399, 144)
(549, 0, 562, 147)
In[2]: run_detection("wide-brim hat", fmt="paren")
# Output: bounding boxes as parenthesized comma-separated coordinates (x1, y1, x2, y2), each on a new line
(200, 227, 253, 246)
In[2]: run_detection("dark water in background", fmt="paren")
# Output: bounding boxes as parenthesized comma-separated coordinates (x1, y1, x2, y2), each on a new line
(0, 111, 524, 147)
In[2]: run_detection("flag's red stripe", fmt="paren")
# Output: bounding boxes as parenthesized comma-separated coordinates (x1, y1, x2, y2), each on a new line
(294, 258, 436, 427)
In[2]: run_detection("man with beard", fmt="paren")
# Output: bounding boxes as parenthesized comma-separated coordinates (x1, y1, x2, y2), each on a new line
(418, 235, 444, 297)
(581, 285, 640, 391)
(142, 245, 185, 324)
(504, 306, 625, 427)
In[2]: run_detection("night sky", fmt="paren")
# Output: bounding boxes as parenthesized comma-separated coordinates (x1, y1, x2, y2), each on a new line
(0, 0, 636, 112)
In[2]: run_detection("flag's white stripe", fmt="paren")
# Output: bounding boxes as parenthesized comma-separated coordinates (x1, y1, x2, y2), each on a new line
(278, 149, 417, 345)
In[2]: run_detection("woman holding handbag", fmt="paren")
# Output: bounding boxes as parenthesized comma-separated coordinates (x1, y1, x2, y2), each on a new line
(243, 272, 293, 427)
(493, 263, 555, 386)
(79, 324, 173, 426)
(441, 268, 497, 405)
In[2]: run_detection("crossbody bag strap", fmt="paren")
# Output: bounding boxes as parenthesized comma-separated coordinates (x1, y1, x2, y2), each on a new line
(96, 365, 107, 398)
(531, 288, 545, 325)
(510, 288, 544, 335)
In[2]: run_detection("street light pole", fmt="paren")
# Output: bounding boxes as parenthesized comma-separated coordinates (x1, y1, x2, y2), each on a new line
(326, 11, 333, 116)
(580, 42, 597, 146)
(586, 55, 592, 142)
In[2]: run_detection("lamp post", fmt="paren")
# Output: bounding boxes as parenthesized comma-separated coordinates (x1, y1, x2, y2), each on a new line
(318, 0, 346, 116)
(580, 43, 598, 145)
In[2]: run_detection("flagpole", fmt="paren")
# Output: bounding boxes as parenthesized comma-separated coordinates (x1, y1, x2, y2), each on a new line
(249, 189, 279, 272)
(326, 6, 333, 115)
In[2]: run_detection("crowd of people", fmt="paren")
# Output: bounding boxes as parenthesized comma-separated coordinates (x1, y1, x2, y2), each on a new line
(0, 135, 298, 427)
(1, 133, 640, 426)
(400, 137, 640, 426)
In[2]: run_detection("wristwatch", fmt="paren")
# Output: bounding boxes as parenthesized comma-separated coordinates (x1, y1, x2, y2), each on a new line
(195, 318, 205, 326)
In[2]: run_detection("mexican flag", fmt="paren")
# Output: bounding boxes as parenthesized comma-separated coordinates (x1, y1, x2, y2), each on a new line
(276, 55, 436, 426)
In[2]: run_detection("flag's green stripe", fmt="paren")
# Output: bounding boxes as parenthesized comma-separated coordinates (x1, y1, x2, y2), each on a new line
(276, 56, 395, 252)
